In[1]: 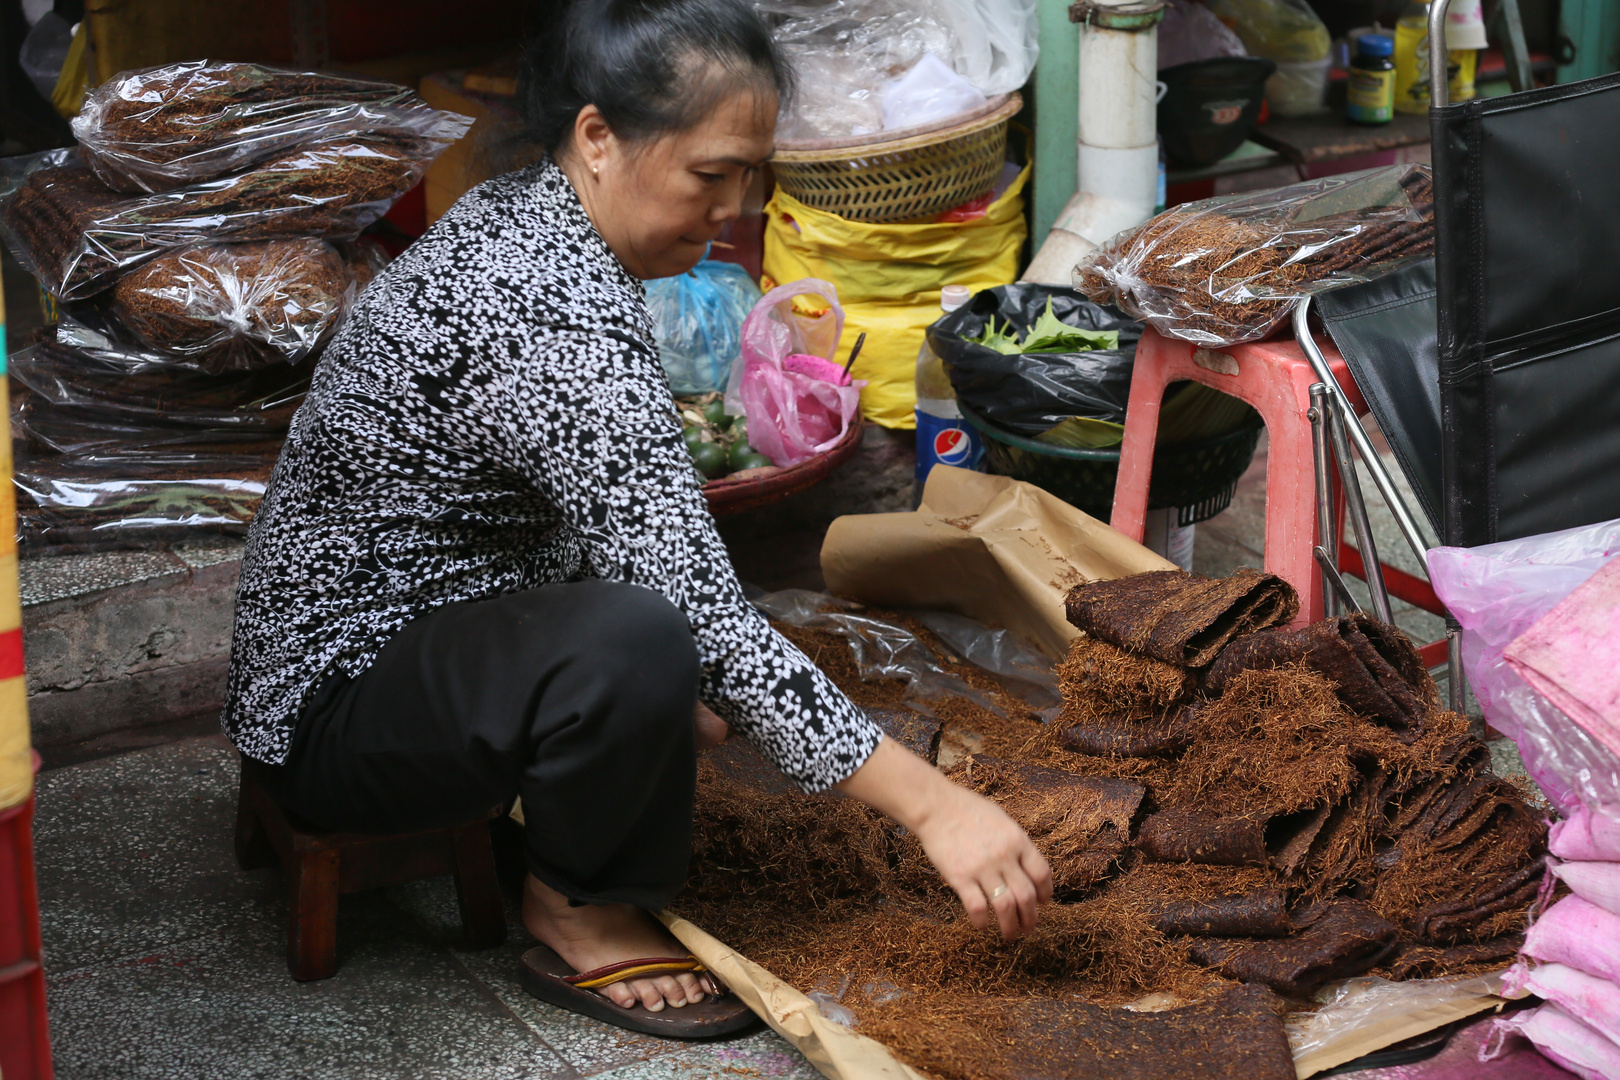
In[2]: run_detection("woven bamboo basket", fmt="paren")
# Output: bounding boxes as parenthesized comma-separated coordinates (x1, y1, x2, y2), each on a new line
(770, 93, 1022, 224)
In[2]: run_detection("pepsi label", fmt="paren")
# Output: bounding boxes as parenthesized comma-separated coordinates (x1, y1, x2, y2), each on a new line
(915, 408, 986, 483)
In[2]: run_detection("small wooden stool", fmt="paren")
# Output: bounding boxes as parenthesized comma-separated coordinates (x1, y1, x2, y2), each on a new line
(233, 758, 507, 981)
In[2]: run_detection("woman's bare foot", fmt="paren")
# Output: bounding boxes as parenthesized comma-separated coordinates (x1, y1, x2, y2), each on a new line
(522, 874, 716, 1012)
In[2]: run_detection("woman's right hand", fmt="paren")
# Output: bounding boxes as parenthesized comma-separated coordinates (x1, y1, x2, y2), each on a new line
(835, 737, 1053, 939)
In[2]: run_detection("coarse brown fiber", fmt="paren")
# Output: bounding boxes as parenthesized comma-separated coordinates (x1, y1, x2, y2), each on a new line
(675, 586, 1545, 1079)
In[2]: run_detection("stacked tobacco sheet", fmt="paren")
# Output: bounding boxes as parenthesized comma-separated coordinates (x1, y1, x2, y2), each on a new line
(0, 60, 470, 545)
(678, 570, 1546, 1080)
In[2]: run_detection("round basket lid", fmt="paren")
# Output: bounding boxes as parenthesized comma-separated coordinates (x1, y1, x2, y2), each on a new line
(773, 93, 1019, 156)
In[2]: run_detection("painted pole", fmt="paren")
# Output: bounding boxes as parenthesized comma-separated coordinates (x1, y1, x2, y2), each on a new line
(0, 268, 52, 1079)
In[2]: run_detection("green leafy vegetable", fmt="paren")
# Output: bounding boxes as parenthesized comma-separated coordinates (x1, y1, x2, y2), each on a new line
(1020, 299, 1120, 352)
(965, 315, 1024, 355)
(965, 299, 1120, 354)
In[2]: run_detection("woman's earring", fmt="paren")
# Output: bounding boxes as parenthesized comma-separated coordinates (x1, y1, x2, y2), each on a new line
(592, 165, 600, 177)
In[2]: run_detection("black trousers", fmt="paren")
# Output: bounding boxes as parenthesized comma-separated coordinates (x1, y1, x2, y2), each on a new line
(257, 580, 702, 910)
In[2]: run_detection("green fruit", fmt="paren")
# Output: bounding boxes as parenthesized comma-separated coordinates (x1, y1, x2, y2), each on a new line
(681, 426, 706, 452)
(727, 441, 758, 470)
(702, 400, 729, 427)
(733, 452, 774, 471)
(690, 442, 729, 478)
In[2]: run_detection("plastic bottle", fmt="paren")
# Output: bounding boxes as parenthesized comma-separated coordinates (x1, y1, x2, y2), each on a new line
(914, 284, 984, 488)
(1393, 0, 1478, 113)
(1346, 34, 1396, 124)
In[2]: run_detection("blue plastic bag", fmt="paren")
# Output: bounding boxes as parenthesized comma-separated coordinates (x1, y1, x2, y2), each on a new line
(646, 258, 761, 395)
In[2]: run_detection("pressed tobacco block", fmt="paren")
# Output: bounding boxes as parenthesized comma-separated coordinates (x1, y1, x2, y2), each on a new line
(957, 756, 1145, 898)
(1204, 613, 1438, 737)
(1137, 808, 1270, 867)
(1385, 934, 1525, 979)
(1063, 568, 1299, 668)
(1004, 983, 1296, 1080)
(1150, 887, 1293, 938)
(866, 707, 944, 764)
(1059, 705, 1197, 758)
(1188, 899, 1400, 997)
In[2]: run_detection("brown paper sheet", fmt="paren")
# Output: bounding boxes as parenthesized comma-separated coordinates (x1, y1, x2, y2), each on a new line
(821, 465, 1175, 657)
(658, 913, 927, 1080)
(662, 910, 1505, 1080)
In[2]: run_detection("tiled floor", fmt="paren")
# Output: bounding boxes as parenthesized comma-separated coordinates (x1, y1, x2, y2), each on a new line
(34, 738, 821, 1080)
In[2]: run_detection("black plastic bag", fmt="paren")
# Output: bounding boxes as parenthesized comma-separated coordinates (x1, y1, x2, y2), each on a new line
(926, 282, 1143, 439)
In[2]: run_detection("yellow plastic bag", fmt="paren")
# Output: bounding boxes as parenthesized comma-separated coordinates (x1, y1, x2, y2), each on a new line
(762, 166, 1029, 429)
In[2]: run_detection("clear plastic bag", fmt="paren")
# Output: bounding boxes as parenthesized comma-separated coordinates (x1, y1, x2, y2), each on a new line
(1158, 0, 1250, 69)
(13, 449, 276, 548)
(727, 279, 864, 467)
(760, 0, 1037, 139)
(106, 239, 353, 369)
(9, 338, 309, 455)
(70, 60, 465, 194)
(0, 123, 467, 300)
(1427, 517, 1620, 818)
(645, 257, 760, 395)
(1073, 164, 1435, 348)
(748, 588, 1060, 717)
(880, 52, 987, 131)
(1208, 0, 1331, 62)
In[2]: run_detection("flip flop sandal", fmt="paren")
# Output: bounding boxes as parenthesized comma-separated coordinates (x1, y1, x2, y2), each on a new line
(518, 945, 760, 1038)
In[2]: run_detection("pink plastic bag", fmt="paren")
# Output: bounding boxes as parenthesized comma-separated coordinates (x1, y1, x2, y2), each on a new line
(1427, 518, 1620, 817)
(1504, 962, 1620, 1046)
(727, 279, 864, 469)
(1523, 896, 1620, 984)
(1484, 1004, 1620, 1080)
(1506, 554, 1620, 764)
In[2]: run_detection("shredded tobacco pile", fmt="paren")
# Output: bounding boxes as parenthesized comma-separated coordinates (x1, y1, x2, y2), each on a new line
(673, 572, 1546, 1080)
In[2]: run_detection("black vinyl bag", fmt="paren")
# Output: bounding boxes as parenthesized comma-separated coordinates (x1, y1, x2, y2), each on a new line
(926, 282, 1143, 439)
(1431, 72, 1620, 546)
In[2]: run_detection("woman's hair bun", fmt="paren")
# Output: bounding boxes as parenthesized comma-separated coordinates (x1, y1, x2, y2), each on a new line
(519, 0, 791, 154)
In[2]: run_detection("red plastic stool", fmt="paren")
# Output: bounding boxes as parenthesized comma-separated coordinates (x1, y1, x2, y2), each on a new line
(1111, 328, 1368, 627)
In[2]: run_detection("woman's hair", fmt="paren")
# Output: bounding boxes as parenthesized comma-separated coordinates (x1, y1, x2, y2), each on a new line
(519, 0, 792, 155)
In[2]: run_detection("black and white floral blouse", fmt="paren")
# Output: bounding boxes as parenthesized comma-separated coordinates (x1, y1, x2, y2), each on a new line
(223, 159, 881, 791)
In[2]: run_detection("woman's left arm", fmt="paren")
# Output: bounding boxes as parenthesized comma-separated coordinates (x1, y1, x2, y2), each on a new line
(498, 324, 882, 792)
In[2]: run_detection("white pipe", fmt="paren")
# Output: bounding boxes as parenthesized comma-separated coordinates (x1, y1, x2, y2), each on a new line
(1023, 0, 1161, 284)
(1078, 18, 1157, 148)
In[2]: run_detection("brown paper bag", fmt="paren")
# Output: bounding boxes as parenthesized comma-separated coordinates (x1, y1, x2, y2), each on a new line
(821, 465, 1175, 656)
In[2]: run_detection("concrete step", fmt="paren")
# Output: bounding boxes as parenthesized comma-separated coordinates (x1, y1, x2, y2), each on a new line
(22, 537, 243, 748)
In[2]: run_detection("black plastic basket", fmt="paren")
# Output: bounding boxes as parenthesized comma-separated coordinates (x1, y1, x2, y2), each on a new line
(959, 401, 1262, 527)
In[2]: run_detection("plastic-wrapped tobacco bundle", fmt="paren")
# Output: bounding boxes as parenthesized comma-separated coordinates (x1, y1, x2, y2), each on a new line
(0, 129, 463, 300)
(12, 449, 278, 548)
(71, 60, 467, 194)
(1074, 164, 1433, 348)
(108, 239, 353, 370)
(8, 337, 310, 455)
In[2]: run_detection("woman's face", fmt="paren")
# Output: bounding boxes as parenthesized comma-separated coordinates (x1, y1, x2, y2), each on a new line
(566, 83, 776, 280)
